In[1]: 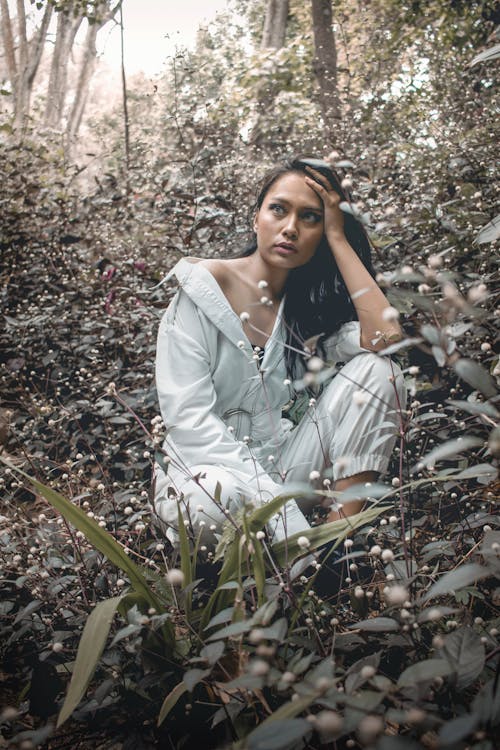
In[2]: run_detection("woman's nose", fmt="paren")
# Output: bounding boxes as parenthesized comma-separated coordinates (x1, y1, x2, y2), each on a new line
(283, 214, 298, 237)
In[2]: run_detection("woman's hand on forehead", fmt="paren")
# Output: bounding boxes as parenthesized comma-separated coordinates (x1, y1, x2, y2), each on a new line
(303, 166, 345, 242)
(303, 165, 336, 193)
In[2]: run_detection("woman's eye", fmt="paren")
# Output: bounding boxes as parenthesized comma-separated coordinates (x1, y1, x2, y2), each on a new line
(270, 203, 285, 215)
(302, 211, 322, 224)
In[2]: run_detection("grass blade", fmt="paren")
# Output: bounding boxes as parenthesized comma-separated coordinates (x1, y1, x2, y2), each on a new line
(177, 503, 193, 617)
(57, 596, 123, 726)
(272, 505, 385, 565)
(157, 681, 188, 726)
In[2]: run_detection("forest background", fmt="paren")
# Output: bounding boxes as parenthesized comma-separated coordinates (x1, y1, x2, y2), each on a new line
(0, 1, 499, 749)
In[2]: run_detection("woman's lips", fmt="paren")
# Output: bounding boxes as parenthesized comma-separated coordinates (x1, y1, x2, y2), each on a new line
(274, 243, 297, 255)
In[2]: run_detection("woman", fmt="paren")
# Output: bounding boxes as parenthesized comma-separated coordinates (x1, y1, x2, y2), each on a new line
(153, 157, 405, 554)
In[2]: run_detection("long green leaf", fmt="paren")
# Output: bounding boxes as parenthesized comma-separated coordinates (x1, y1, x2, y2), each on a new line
(1, 458, 161, 611)
(453, 358, 497, 399)
(247, 484, 314, 534)
(200, 537, 242, 632)
(177, 503, 192, 618)
(57, 596, 123, 726)
(415, 436, 483, 471)
(157, 681, 188, 726)
(252, 531, 266, 607)
(272, 505, 385, 566)
(242, 515, 265, 607)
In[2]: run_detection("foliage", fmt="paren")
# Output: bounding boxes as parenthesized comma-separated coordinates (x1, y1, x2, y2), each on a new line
(0, 1, 499, 748)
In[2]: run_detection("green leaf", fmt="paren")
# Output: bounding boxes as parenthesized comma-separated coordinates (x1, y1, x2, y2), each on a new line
(397, 658, 454, 688)
(454, 463, 497, 481)
(206, 619, 252, 641)
(472, 678, 500, 726)
(453, 359, 497, 399)
(377, 737, 425, 750)
(253, 617, 288, 641)
(422, 563, 489, 602)
(157, 681, 188, 726)
(13, 599, 42, 624)
(377, 337, 422, 356)
(57, 596, 123, 727)
(272, 505, 385, 565)
(447, 399, 499, 419)
(204, 606, 235, 630)
(442, 627, 485, 689)
(247, 484, 313, 533)
(252, 598, 279, 626)
(234, 694, 319, 749)
(200, 641, 225, 665)
(421, 324, 441, 346)
(110, 622, 142, 646)
(250, 523, 266, 606)
(345, 653, 381, 694)
(481, 530, 500, 574)
(438, 713, 480, 745)
(177, 503, 192, 617)
(415, 436, 483, 470)
(418, 606, 457, 623)
(217, 581, 240, 590)
(245, 718, 311, 750)
(183, 668, 211, 692)
(349, 617, 399, 632)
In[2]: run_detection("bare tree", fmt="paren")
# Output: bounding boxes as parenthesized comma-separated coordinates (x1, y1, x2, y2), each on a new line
(310, 0, 341, 143)
(248, 0, 289, 144)
(118, 3, 130, 178)
(65, 20, 99, 141)
(0, 0, 121, 136)
(66, 1, 123, 142)
(0, 0, 53, 128)
(261, 0, 289, 49)
(44, 3, 84, 128)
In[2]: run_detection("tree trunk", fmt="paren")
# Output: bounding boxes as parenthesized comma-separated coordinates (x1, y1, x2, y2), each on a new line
(0, 0, 18, 115)
(261, 0, 289, 49)
(65, 21, 98, 142)
(44, 4, 83, 128)
(310, 0, 341, 143)
(248, 0, 289, 145)
(26, 4, 53, 90)
(15, 0, 29, 121)
(119, 3, 130, 179)
(1, 0, 52, 130)
(1, 0, 117, 135)
(65, 1, 122, 142)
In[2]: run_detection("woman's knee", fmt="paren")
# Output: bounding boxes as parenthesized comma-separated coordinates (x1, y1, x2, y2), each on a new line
(342, 352, 405, 407)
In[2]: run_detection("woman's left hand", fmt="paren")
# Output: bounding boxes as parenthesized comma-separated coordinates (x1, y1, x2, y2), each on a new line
(304, 166, 346, 245)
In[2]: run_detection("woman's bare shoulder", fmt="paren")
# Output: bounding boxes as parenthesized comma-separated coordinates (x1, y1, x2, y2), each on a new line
(199, 258, 245, 289)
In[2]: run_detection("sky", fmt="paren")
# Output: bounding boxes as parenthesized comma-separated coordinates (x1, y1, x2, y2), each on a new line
(98, 0, 231, 76)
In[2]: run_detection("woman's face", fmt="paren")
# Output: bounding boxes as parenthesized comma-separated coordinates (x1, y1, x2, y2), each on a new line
(253, 171, 325, 270)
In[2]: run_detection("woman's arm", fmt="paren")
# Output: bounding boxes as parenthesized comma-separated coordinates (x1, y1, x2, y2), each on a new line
(305, 170, 402, 351)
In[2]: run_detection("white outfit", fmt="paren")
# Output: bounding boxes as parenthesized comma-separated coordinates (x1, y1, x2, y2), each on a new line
(153, 258, 405, 548)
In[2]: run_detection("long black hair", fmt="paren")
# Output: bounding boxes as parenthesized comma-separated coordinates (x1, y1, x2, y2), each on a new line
(241, 156, 374, 378)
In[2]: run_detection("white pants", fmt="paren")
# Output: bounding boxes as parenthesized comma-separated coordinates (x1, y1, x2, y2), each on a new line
(154, 353, 406, 547)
